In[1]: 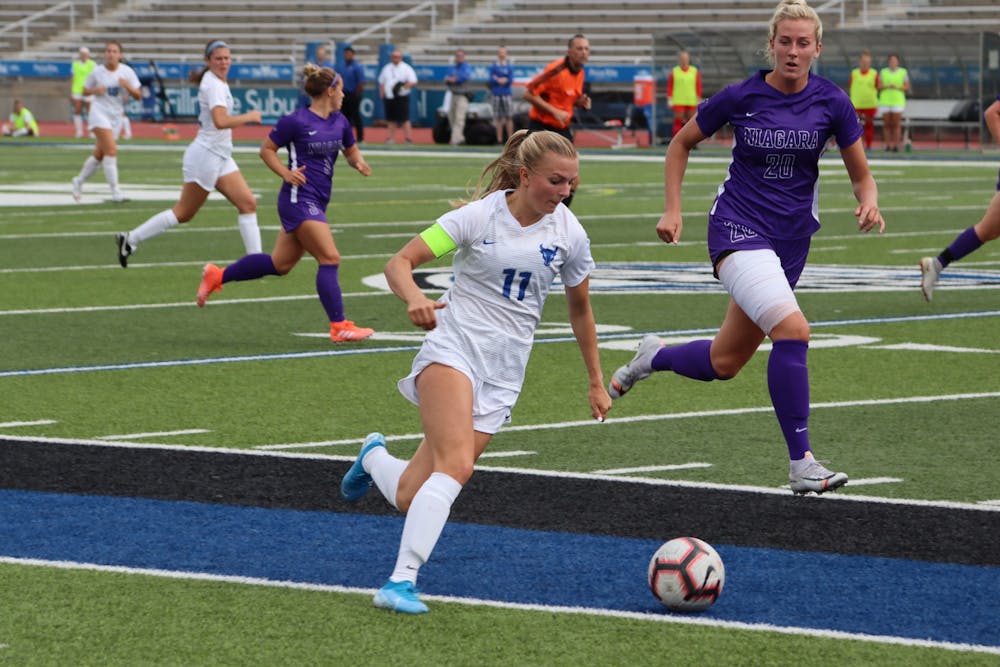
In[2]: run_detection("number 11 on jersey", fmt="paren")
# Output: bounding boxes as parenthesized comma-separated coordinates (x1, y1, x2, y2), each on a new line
(502, 268, 532, 300)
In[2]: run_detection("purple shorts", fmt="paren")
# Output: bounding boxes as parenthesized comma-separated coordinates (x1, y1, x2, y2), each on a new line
(707, 216, 811, 288)
(276, 192, 328, 233)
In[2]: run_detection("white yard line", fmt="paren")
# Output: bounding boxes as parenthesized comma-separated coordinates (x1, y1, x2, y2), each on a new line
(96, 429, 211, 441)
(0, 420, 56, 428)
(592, 463, 713, 475)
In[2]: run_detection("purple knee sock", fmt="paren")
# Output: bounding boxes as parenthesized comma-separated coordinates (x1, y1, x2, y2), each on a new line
(767, 339, 811, 460)
(651, 339, 719, 381)
(317, 264, 344, 322)
(221, 253, 278, 283)
(938, 226, 983, 268)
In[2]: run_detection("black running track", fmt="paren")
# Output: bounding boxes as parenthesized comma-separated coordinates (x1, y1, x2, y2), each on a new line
(2, 437, 998, 567)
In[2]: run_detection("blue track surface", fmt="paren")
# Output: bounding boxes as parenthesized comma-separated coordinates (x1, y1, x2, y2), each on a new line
(2, 489, 997, 648)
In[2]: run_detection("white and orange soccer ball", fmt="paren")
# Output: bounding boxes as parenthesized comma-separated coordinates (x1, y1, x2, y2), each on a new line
(648, 537, 725, 612)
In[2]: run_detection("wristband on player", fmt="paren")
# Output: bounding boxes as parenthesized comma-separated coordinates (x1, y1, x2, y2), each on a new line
(419, 222, 457, 258)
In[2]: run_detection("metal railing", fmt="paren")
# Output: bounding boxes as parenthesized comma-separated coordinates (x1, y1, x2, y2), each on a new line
(0, 1, 101, 53)
(345, 1, 442, 45)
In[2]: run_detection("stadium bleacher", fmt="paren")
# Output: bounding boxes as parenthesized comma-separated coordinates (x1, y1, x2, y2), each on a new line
(4, 0, 999, 70)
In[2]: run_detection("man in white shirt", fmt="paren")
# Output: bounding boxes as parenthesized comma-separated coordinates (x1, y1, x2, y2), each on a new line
(377, 50, 418, 144)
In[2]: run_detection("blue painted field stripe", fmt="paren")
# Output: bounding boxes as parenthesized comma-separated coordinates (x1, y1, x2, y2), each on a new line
(2, 310, 998, 378)
(1, 489, 997, 648)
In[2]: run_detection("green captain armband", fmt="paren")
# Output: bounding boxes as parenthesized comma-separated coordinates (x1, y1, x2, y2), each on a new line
(419, 222, 457, 258)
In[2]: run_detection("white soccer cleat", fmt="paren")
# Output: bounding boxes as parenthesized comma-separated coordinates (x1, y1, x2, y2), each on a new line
(608, 334, 662, 399)
(919, 256, 942, 301)
(789, 456, 848, 495)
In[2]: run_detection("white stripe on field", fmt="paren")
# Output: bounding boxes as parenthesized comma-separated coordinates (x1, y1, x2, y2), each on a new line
(0, 420, 56, 428)
(96, 429, 211, 441)
(2, 433, 997, 513)
(477, 450, 536, 459)
(592, 463, 713, 475)
(821, 477, 904, 487)
(0, 556, 996, 656)
(258, 390, 1000, 452)
(869, 343, 1000, 354)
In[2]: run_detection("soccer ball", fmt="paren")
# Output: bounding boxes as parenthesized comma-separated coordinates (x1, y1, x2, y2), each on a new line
(648, 537, 725, 612)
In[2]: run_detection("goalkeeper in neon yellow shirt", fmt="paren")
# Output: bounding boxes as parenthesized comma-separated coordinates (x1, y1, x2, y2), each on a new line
(3, 99, 40, 137)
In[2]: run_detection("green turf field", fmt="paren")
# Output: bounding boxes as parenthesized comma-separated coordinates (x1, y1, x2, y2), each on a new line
(1, 139, 998, 664)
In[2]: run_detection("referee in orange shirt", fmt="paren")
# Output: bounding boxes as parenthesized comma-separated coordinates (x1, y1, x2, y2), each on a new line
(523, 34, 591, 206)
(523, 34, 592, 140)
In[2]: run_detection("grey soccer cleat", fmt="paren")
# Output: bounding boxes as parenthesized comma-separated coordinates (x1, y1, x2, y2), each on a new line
(919, 256, 942, 302)
(789, 457, 848, 495)
(608, 334, 662, 399)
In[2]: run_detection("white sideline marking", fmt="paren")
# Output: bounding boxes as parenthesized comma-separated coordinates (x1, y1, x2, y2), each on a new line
(593, 463, 713, 475)
(601, 333, 880, 353)
(0, 420, 56, 428)
(96, 429, 211, 441)
(0, 556, 997, 656)
(477, 450, 535, 459)
(838, 477, 905, 487)
(869, 343, 999, 354)
(3, 433, 997, 513)
(978, 500, 1000, 506)
(258, 390, 1000, 453)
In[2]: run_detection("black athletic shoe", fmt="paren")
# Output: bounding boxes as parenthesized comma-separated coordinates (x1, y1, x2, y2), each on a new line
(116, 232, 132, 268)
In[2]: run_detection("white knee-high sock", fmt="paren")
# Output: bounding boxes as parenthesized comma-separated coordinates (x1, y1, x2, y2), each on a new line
(77, 155, 101, 182)
(129, 209, 179, 247)
(121, 114, 132, 139)
(73, 115, 84, 137)
(364, 447, 408, 510)
(390, 472, 463, 584)
(237, 213, 261, 254)
(103, 156, 120, 194)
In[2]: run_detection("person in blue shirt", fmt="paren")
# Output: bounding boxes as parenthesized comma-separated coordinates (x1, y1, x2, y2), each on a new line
(444, 48, 473, 146)
(336, 45, 366, 143)
(489, 46, 514, 144)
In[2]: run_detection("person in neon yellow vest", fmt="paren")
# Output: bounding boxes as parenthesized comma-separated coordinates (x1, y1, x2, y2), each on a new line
(849, 49, 879, 150)
(70, 46, 95, 139)
(667, 50, 701, 139)
(878, 53, 909, 152)
(2, 99, 40, 137)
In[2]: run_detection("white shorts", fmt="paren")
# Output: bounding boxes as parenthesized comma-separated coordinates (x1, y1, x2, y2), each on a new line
(87, 105, 123, 136)
(879, 106, 905, 114)
(717, 249, 801, 335)
(71, 93, 94, 103)
(182, 142, 239, 191)
(397, 340, 518, 435)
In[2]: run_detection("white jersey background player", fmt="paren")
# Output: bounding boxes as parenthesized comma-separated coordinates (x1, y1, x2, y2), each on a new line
(340, 129, 612, 615)
(71, 41, 140, 202)
(115, 39, 262, 268)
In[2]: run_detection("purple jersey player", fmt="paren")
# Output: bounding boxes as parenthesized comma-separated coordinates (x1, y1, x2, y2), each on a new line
(197, 64, 375, 342)
(920, 92, 1000, 300)
(609, 0, 885, 495)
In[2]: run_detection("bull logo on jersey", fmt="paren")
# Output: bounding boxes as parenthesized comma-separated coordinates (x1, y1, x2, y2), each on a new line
(539, 244, 558, 267)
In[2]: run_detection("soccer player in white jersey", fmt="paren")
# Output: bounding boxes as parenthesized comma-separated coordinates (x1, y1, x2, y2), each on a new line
(340, 130, 612, 614)
(114, 39, 262, 267)
(609, 0, 885, 495)
(71, 41, 140, 203)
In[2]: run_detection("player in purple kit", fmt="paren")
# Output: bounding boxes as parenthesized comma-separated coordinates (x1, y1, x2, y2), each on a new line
(920, 93, 1000, 300)
(609, 0, 885, 494)
(197, 64, 375, 342)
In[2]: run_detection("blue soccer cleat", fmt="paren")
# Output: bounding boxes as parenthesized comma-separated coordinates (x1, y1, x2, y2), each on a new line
(373, 579, 429, 614)
(340, 432, 386, 502)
